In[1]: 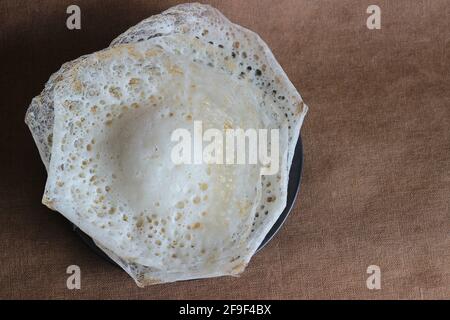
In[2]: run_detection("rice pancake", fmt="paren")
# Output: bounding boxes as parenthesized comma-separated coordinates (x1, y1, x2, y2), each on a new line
(25, 3, 308, 286)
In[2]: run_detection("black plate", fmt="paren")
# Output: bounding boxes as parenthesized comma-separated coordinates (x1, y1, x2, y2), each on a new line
(256, 135, 303, 252)
(73, 135, 303, 265)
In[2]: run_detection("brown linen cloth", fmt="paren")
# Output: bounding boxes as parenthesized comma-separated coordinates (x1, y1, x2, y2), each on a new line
(0, 0, 449, 299)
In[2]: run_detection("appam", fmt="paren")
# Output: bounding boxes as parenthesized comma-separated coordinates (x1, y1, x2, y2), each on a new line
(25, 3, 308, 286)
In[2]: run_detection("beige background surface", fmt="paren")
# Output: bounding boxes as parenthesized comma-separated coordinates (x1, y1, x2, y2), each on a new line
(0, 0, 449, 299)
